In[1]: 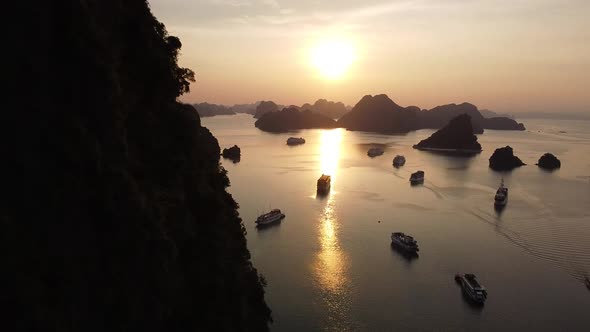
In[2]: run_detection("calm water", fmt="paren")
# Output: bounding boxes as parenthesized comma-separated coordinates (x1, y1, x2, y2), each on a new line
(203, 114, 590, 331)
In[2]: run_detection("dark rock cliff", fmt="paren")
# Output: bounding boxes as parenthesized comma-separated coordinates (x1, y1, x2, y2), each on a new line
(413, 114, 482, 153)
(3, 1, 270, 331)
(255, 107, 337, 132)
(489, 146, 526, 171)
(337, 94, 525, 133)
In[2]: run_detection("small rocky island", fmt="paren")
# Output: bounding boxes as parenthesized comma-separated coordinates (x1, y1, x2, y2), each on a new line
(255, 107, 337, 132)
(222, 145, 241, 162)
(489, 146, 526, 171)
(413, 114, 482, 154)
(537, 153, 561, 170)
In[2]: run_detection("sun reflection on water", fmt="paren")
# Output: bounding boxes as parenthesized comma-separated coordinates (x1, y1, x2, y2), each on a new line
(313, 129, 355, 329)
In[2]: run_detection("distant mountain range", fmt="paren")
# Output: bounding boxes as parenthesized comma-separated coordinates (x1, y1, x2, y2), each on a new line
(254, 94, 525, 133)
(338, 94, 525, 134)
(193, 102, 235, 117)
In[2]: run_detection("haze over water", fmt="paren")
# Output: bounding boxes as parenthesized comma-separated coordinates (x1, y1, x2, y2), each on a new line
(205, 115, 590, 331)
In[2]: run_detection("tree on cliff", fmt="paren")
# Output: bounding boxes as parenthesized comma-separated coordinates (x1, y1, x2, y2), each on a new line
(2, 1, 271, 331)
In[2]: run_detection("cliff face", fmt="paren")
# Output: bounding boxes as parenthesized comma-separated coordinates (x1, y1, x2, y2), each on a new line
(255, 107, 337, 132)
(3, 1, 270, 331)
(413, 114, 482, 153)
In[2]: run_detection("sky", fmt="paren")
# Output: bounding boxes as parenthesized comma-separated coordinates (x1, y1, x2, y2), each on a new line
(149, 0, 589, 113)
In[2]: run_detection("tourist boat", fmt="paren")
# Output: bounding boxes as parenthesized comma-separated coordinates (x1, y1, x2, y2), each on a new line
(317, 174, 331, 193)
(367, 147, 384, 157)
(255, 209, 285, 226)
(455, 273, 488, 304)
(391, 232, 419, 253)
(494, 178, 508, 206)
(393, 155, 406, 167)
(410, 170, 424, 183)
(287, 137, 305, 145)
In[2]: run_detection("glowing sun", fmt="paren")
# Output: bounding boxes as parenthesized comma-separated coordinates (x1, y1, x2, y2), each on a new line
(311, 40, 355, 80)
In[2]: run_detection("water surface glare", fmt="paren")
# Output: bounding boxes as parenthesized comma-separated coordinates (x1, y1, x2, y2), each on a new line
(204, 115, 590, 331)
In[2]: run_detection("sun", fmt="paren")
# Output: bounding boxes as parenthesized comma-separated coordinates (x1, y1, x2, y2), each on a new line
(311, 39, 355, 80)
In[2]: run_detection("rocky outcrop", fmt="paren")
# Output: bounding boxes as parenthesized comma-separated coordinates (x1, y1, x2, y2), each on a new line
(416, 103, 485, 134)
(301, 99, 348, 119)
(482, 117, 525, 130)
(222, 145, 241, 162)
(337, 94, 418, 133)
(413, 114, 482, 153)
(253, 101, 279, 118)
(489, 146, 526, 171)
(537, 153, 561, 170)
(4, 1, 271, 331)
(337, 94, 526, 134)
(194, 102, 236, 117)
(255, 107, 337, 132)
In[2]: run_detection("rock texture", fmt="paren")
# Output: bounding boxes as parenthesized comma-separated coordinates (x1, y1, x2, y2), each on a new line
(537, 153, 561, 170)
(489, 146, 526, 171)
(413, 114, 482, 153)
(253, 101, 279, 118)
(255, 107, 337, 132)
(3, 1, 271, 331)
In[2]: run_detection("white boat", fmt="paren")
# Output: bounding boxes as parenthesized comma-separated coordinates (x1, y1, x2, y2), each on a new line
(287, 137, 305, 145)
(255, 209, 285, 226)
(391, 232, 419, 252)
(393, 155, 406, 167)
(455, 273, 488, 304)
(367, 147, 384, 157)
(410, 170, 424, 183)
(317, 174, 331, 193)
(494, 178, 508, 206)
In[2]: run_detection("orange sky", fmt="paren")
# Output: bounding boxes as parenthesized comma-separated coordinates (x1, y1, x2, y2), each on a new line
(150, 0, 590, 113)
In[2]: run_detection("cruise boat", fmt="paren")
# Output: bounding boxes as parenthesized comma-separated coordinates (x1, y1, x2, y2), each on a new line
(393, 155, 406, 167)
(410, 170, 424, 183)
(494, 178, 508, 206)
(455, 273, 488, 304)
(255, 209, 285, 226)
(317, 174, 331, 193)
(391, 232, 419, 253)
(367, 147, 384, 157)
(287, 137, 306, 145)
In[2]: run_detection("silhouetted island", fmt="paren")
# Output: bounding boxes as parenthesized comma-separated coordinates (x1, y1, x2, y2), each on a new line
(537, 153, 561, 170)
(222, 145, 242, 162)
(413, 114, 482, 154)
(194, 102, 236, 117)
(255, 107, 337, 132)
(254, 100, 279, 118)
(301, 99, 348, 119)
(337, 94, 526, 134)
(6, 1, 271, 331)
(489, 146, 526, 171)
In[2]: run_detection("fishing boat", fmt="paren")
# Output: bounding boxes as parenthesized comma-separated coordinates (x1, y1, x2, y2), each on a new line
(287, 137, 305, 145)
(367, 147, 384, 157)
(391, 232, 419, 253)
(410, 170, 424, 184)
(317, 174, 331, 193)
(455, 273, 488, 304)
(393, 155, 406, 167)
(255, 209, 285, 226)
(494, 178, 508, 206)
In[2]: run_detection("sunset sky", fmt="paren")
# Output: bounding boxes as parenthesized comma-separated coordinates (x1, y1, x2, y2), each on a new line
(150, 0, 589, 113)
